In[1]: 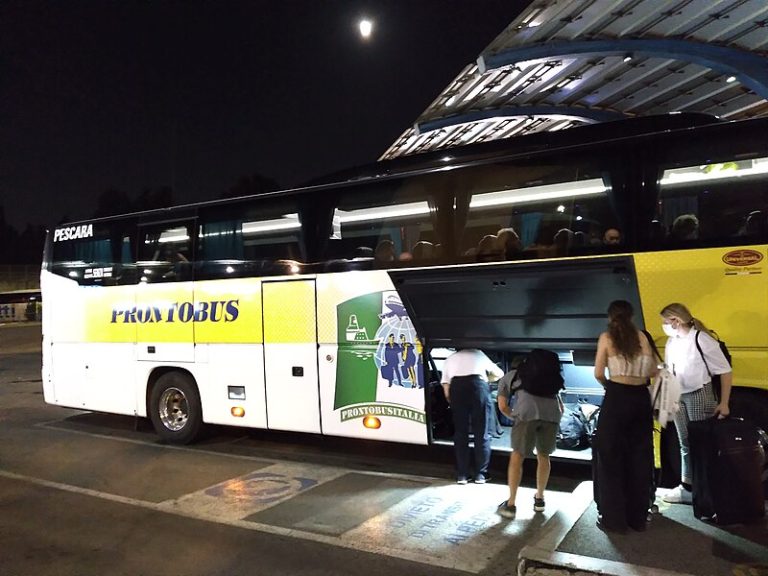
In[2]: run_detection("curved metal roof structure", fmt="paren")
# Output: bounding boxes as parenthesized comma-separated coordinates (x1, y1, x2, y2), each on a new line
(381, 0, 768, 160)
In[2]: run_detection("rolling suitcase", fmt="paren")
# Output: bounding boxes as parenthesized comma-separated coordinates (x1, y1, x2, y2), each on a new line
(688, 417, 766, 525)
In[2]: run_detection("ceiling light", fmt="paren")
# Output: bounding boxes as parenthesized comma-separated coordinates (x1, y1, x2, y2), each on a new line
(336, 201, 430, 224)
(660, 157, 768, 186)
(158, 227, 189, 243)
(469, 178, 607, 210)
(242, 214, 300, 234)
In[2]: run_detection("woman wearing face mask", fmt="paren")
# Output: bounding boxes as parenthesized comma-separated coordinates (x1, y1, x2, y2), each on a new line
(660, 303, 732, 504)
(593, 300, 658, 532)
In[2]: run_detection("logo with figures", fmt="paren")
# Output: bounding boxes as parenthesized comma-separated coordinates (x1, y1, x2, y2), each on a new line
(333, 291, 426, 426)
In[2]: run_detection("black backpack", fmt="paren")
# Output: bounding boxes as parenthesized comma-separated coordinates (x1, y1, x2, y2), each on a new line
(694, 330, 731, 401)
(513, 349, 564, 398)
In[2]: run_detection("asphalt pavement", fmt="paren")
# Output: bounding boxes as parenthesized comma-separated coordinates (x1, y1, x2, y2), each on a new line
(1, 321, 766, 576)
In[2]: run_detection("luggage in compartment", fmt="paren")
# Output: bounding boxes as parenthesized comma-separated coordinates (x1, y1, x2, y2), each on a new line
(688, 417, 766, 525)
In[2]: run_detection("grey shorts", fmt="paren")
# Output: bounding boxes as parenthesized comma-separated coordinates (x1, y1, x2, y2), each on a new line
(510, 420, 559, 456)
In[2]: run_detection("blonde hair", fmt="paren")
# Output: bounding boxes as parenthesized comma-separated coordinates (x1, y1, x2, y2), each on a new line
(660, 302, 710, 333)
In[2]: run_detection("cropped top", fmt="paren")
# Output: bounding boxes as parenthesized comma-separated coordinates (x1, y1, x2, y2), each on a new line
(607, 353, 656, 379)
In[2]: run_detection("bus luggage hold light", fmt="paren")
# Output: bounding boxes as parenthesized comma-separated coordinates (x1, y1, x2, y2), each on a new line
(231, 407, 245, 418)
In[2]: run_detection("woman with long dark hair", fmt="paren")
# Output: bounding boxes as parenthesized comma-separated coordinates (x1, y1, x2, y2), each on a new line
(593, 300, 658, 532)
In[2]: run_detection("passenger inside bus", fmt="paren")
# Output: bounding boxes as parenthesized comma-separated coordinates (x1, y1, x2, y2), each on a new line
(741, 210, 767, 238)
(496, 227, 523, 259)
(648, 220, 666, 247)
(669, 213, 700, 242)
(553, 228, 574, 256)
(477, 234, 504, 262)
(602, 228, 622, 246)
(524, 228, 557, 258)
(154, 243, 189, 264)
(411, 240, 435, 260)
(374, 239, 396, 262)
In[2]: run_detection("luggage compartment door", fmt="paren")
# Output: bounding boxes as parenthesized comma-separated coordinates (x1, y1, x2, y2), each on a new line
(388, 256, 642, 351)
(263, 280, 321, 433)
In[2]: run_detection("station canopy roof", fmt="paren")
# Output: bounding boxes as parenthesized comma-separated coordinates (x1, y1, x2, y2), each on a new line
(381, 0, 768, 161)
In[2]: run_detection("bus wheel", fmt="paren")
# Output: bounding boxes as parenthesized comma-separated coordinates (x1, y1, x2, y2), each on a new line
(149, 372, 202, 444)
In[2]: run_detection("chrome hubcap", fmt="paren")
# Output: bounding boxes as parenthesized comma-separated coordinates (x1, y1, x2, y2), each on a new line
(158, 387, 188, 431)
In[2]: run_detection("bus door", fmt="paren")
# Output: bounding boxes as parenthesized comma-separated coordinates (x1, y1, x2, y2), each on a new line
(262, 279, 321, 433)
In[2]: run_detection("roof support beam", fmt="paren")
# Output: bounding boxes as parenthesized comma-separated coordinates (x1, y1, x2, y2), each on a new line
(478, 39, 768, 99)
(415, 106, 626, 135)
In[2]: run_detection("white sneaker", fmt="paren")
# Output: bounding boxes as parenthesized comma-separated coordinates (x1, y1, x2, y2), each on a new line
(663, 485, 693, 504)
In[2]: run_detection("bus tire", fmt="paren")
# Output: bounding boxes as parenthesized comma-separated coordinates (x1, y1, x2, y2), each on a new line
(149, 372, 203, 444)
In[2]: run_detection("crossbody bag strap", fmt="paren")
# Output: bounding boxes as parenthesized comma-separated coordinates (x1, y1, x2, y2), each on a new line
(509, 369, 522, 393)
(642, 330, 664, 408)
(694, 330, 713, 377)
(642, 329, 663, 363)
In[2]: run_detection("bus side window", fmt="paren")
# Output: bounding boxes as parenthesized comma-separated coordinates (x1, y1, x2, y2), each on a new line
(197, 198, 306, 280)
(461, 159, 617, 261)
(50, 221, 136, 286)
(656, 156, 768, 248)
(138, 222, 194, 283)
(323, 176, 440, 269)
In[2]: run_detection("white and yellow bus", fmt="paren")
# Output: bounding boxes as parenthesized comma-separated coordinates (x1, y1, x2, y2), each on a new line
(41, 114, 768, 459)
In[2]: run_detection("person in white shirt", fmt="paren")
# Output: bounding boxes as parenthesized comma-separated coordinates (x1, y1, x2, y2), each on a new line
(441, 349, 504, 484)
(660, 302, 732, 504)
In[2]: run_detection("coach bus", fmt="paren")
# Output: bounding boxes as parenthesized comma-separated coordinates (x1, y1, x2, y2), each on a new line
(41, 113, 768, 460)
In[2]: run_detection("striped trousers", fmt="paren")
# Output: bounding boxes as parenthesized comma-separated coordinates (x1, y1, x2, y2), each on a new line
(672, 381, 717, 485)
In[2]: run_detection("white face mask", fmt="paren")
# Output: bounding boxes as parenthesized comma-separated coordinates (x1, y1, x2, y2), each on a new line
(662, 323, 678, 337)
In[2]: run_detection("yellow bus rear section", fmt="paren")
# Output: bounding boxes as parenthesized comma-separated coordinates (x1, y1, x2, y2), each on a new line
(635, 245, 768, 390)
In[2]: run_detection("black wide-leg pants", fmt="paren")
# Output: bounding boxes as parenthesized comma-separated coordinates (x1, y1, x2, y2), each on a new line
(593, 380, 654, 530)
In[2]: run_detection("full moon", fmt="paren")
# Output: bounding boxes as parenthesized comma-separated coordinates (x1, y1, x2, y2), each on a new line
(359, 19, 373, 39)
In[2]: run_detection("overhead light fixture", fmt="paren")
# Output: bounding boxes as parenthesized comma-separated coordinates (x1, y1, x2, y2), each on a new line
(660, 157, 768, 187)
(623, 54, 633, 63)
(726, 75, 737, 83)
(469, 178, 607, 209)
(158, 227, 189, 243)
(241, 214, 301, 234)
(336, 201, 431, 224)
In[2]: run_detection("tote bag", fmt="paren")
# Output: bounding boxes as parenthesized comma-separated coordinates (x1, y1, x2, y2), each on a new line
(651, 368, 681, 427)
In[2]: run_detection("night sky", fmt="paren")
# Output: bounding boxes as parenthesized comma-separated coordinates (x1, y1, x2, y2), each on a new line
(1, 1, 527, 229)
